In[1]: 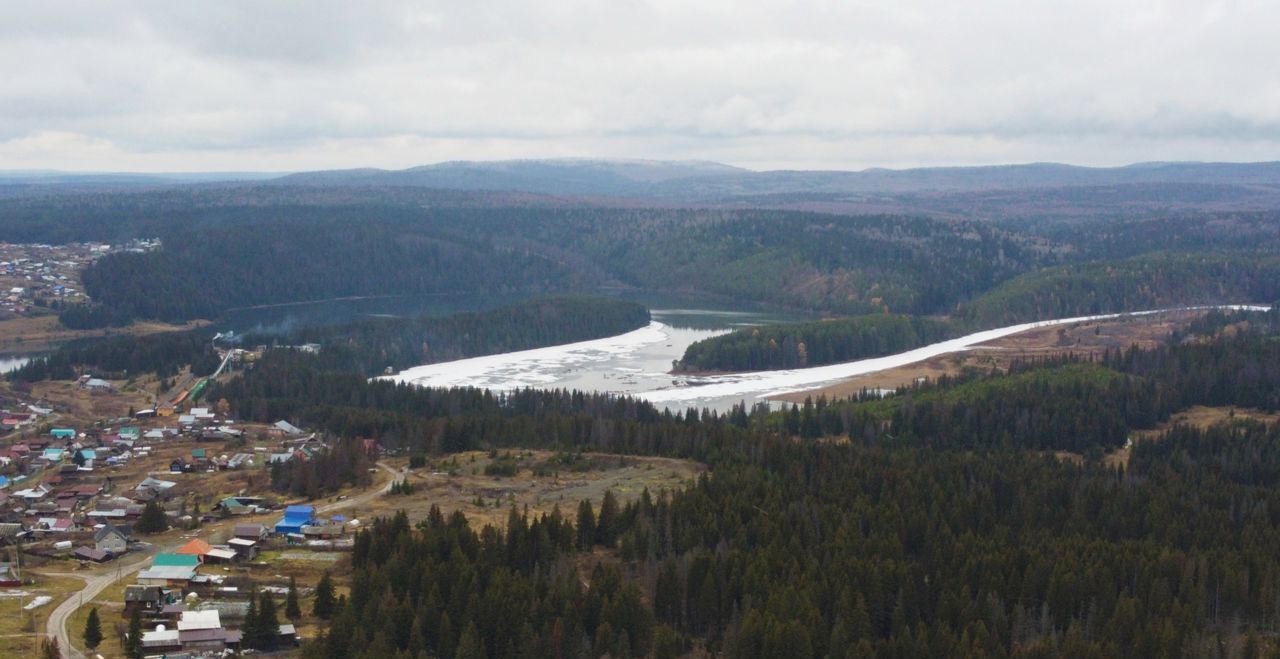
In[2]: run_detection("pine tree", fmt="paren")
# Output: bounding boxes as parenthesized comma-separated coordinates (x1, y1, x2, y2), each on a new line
(82, 607, 103, 650)
(313, 571, 336, 619)
(286, 576, 302, 619)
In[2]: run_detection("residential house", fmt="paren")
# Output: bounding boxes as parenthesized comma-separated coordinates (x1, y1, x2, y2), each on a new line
(137, 553, 199, 586)
(123, 585, 166, 615)
(94, 522, 130, 554)
(273, 420, 304, 436)
(175, 538, 213, 561)
(0, 523, 26, 546)
(232, 524, 267, 541)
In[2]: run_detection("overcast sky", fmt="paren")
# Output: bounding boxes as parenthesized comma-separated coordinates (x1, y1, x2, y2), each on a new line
(3, 1, 1279, 172)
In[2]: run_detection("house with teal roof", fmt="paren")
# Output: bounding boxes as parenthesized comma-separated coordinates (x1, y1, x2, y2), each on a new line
(50, 428, 75, 440)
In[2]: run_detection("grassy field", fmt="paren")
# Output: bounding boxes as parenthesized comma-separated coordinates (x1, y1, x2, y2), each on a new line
(362, 450, 704, 530)
(0, 573, 84, 657)
(0, 314, 208, 354)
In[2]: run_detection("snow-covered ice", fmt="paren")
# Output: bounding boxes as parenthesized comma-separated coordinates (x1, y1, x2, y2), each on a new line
(386, 305, 1270, 411)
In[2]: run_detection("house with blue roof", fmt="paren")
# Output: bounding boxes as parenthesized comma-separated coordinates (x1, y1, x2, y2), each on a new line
(50, 428, 75, 440)
(274, 505, 315, 535)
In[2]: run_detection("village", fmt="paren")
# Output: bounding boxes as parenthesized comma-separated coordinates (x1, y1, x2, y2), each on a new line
(0, 370, 394, 658)
(0, 241, 159, 319)
(0, 355, 701, 658)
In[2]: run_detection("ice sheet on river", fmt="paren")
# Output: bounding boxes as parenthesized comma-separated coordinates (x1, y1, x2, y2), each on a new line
(386, 321, 671, 390)
(386, 306, 1269, 409)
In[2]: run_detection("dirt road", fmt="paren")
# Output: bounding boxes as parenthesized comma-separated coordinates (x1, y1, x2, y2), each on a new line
(316, 461, 402, 515)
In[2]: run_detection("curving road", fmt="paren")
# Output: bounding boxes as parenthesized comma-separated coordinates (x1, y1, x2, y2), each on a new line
(44, 547, 159, 659)
(45, 461, 400, 657)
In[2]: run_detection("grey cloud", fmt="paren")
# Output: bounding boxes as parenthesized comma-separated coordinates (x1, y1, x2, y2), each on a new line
(0, 0, 1278, 171)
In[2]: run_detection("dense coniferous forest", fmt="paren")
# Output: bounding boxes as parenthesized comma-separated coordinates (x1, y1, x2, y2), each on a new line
(955, 252, 1280, 327)
(9, 297, 646, 384)
(9, 330, 222, 381)
(228, 308, 1280, 659)
(677, 314, 956, 372)
(247, 296, 649, 376)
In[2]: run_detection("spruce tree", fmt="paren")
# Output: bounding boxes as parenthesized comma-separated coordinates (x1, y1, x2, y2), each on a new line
(313, 571, 336, 619)
(454, 622, 486, 659)
(257, 591, 280, 649)
(285, 576, 302, 619)
(125, 607, 143, 659)
(243, 594, 259, 645)
(596, 489, 619, 547)
(82, 607, 103, 650)
(576, 499, 596, 550)
(136, 500, 168, 534)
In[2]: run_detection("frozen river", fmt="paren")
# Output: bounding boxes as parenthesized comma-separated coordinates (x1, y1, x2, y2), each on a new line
(386, 305, 1268, 412)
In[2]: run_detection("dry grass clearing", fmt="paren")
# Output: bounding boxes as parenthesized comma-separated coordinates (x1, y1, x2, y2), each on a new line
(358, 450, 704, 530)
(0, 314, 208, 354)
(1098, 406, 1280, 469)
(0, 573, 83, 657)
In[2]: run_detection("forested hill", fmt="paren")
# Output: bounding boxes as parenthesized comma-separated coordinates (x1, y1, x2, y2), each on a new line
(246, 296, 649, 376)
(212, 307, 1280, 657)
(67, 203, 1048, 325)
(4, 181, 1279, 332)
(678, 251, 1280, 373)
(956, 252, 1280, 327)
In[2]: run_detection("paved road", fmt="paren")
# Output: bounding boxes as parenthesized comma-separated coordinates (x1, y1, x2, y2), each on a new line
(45, 461, 400, 657)
(44, 547, 158, 659)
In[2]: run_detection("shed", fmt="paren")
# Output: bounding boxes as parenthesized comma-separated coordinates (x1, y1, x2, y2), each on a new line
(74, 546, 112, 562)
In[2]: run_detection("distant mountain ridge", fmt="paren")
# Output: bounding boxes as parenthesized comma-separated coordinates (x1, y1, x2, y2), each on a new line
(7, 158, 1280, 203)
(275, 158, 1280, 200)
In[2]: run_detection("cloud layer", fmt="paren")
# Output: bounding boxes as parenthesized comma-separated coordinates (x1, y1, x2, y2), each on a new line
(3, 1, 1279, 171)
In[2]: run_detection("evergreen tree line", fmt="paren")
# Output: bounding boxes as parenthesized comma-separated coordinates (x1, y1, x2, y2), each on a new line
(677, 314, 956, 372)
(247, 296, 649, 376)
(269, 439, 374, 499)
(10, 329, 221, 382)
(303, 508, 660, 659)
